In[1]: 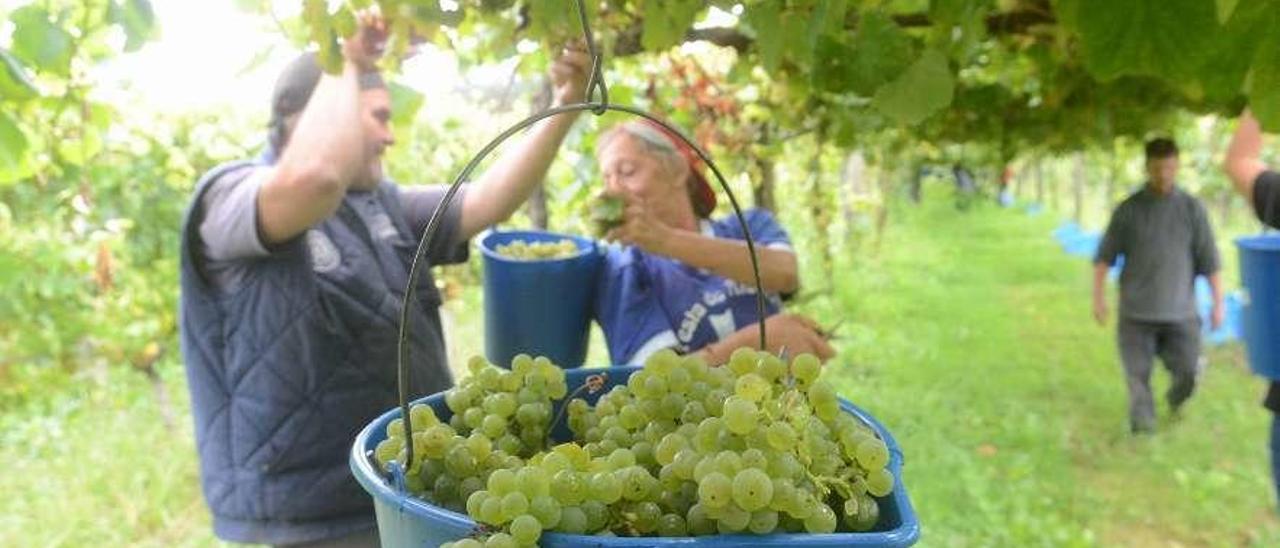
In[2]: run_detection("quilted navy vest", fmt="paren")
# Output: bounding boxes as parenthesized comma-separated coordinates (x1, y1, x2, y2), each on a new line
(178, 160, 454, 544)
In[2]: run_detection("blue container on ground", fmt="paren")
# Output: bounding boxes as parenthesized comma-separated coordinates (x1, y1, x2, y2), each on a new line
(351, 366, 921, 547)
(1238, 235, 1280, 379)
(479, 230, 601, 369)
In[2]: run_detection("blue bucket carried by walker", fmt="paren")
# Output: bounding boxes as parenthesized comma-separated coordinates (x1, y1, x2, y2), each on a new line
(350, 366, 921, 547)
(479, 230, 602, 369)
(1237, 235, 1280, 379)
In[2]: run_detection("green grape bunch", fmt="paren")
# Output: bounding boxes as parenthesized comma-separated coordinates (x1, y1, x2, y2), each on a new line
(493, 238, 580, 260)
(374, 346, 896, 546)
(587, 191, 624, 239)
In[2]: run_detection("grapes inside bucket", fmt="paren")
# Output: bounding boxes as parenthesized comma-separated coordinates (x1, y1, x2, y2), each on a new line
(350, 349, 920, 547)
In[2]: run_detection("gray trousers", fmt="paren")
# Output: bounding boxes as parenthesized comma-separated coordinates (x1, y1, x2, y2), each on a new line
(1117, 317, 1202, 431)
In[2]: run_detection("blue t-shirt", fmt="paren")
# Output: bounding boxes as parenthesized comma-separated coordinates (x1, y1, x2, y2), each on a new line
(593, 208, 792, 365)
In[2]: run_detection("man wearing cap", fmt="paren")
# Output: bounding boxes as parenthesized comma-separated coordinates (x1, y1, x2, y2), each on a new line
(178, 18, 588, 547)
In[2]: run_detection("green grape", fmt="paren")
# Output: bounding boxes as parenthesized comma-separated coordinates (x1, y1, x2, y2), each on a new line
(803, 503, 838, 533)
(433, 474, 459, 504)
(643, 374, 668, 399)
(657, 513, 688, 536)
(513, 354, 535, 375)
(496, 434, 522, 455)
(695, 417, 722, 452)
(551, 470, 585, 505)
(467, 355, 490, 373)
(748, 509, 779, 534)
(856, 438, 890, 471)
(741, 448, 767, 470)
(769, 478, 796, 512)
(687, 503, 716, 536)
(732, 468, 774, 511)
(727, 347, 759, 376)
(374, 438, 400, 467)
(387, 418, 406, 439)
(530, 494, 562, 529)
(445, 390, 471, 413)
(621, 466, 656, 501)
(464, 407, 486, 430)
(630, 501, 661, 533)
(792, 353, 821, 385)
(866, 467, 895, 497)
(458, 476, 484, 502)
(734, 373, 771, 402)
(607, 448, 636, 470)
(510, 514, 543, 545)
(714, 450, 743, 475)
(723, 396, 758, 435)
(445, 445, 477, 477)
(410, 404, 440, 428)
(766, 422, 797, 451)
(619, 404, 646, 429)
(481, 414, 507, 439)
(516, 467, 550, 498)
(581, 500, 609, 532)
(479, 496, 504, 525)
(666, 367, 692, 392)
(655, 433, 689, 466)
(703, 389, 728, 417)
(716, 503, 751, 532)
(672, 448, 700, 480)
(697, 472, 733, 508)
(692, 454, 717, 482)
(466, 490, 489, 517)
(465, 433, 492, 460)
(515, 403, 541, 427)
(484, 532, 516, 548)
(660, 393, 686, 420)
(681, 400, 708, 424)
(500, 492, 529, 520)
(788, 489, 816, 519)
(757, 354, 787, 381)
(557, 506, 588, 533)
(452, 539, 483, 548)
(632, 441, 655, 467)
(587, 471, 622, 503)
(849, 494, 880, 531)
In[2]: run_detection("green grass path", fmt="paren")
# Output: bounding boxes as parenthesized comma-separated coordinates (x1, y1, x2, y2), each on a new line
(827, 201, 1280, 547)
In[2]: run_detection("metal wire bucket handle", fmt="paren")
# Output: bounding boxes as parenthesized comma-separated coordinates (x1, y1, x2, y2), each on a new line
(391, 0, 769, 469)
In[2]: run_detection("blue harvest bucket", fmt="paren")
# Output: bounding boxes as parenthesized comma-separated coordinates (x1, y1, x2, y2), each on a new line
(479, 230, 602, 369)
(351, 366, 921, 547)
(1237, 235, 1280, 379)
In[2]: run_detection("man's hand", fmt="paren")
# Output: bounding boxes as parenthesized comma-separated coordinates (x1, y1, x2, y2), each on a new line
(1211, 301, 1225, 331)
(1093, 295, 1108, 326)
(342, 12, 388, 71)
(550, 41, 590, 106)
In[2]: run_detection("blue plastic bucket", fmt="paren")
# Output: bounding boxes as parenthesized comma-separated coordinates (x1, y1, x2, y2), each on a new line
(351, 366, 921, 547)
(1237, 235, 1280, 379)
(479, 230, 602, 369)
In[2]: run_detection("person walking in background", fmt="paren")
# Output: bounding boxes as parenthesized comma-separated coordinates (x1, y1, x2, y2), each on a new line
(1093, 138, 1224, 435)
(1224, 109, 1280, 505)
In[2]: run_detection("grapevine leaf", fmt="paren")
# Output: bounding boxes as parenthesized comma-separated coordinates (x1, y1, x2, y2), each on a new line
(872, 49, 954, 125)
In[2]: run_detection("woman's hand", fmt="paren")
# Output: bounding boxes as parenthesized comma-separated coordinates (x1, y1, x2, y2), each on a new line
(700, 313, 836, 365)
(607, 194, 676, 254)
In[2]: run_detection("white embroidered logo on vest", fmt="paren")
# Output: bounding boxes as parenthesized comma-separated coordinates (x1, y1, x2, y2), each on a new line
(307, 230, 341, 273)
